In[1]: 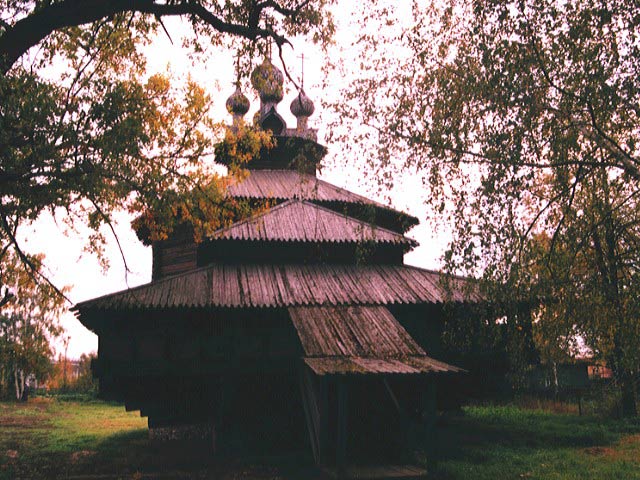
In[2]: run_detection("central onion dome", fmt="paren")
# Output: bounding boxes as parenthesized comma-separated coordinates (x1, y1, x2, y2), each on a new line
(225, 85, 250, 116)
(219, 55, 325, 169)
(290, 89, 315, 118)
(250, 57, 284, 103)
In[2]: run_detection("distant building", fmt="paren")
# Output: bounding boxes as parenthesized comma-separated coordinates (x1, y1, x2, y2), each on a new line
(587, 363, 614, 380)
(575, 354, 615, 380)
(526, 363, 590, 393)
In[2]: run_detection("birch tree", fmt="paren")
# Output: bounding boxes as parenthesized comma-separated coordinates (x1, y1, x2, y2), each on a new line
(0, 251, 65, 399)
(331, 1, 640, 415)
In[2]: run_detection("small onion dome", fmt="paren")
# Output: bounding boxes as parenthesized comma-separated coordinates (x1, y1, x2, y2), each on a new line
(290, 89, 315, 118)
(225, 85, 250, 115)
(250, 57, 284, 103)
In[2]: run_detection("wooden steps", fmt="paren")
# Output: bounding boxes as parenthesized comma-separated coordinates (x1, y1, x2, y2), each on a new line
(322, 464, 428, 480)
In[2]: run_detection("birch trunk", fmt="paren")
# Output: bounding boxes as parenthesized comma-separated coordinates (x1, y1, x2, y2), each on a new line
(14, 366, 24, 401)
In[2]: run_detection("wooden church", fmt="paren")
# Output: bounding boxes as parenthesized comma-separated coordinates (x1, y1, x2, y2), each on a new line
(74, 57, 477, 475)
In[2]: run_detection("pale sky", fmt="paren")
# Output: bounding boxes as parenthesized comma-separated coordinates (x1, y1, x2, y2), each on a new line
(21, 2, 452, 359)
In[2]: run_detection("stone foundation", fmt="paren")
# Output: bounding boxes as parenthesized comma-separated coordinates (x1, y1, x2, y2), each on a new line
(149, 422, 215, 449)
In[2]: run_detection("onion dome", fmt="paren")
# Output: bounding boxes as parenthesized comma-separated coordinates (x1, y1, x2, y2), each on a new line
(290, 89, 315, 118)
(250, 57, 284, 103)
(225, 85, 250, 116)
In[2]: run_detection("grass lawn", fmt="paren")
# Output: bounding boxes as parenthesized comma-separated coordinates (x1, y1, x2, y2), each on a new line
(0, 396, 150, 479)
(0, 397, 295, 479)
(0, 397, 639, 479)
(433, 404, 640, 480)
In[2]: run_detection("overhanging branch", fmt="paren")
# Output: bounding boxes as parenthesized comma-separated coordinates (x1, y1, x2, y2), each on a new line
(0, 0, 292, 73)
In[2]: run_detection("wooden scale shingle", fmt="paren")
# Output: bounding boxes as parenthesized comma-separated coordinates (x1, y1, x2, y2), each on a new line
(74, 57, 474, 476)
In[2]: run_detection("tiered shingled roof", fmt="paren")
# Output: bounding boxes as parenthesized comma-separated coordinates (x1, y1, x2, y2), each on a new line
(227, 170, 377, 204)
(209, 199, 417, 246)
(75, 263, 479, 315)
(226, 170, 419, 229)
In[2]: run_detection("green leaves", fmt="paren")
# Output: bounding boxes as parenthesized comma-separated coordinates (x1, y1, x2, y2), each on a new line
(0, 250, 66, 399)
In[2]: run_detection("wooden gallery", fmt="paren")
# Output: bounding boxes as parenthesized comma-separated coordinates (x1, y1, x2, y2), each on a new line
(74, 58, 478, 473)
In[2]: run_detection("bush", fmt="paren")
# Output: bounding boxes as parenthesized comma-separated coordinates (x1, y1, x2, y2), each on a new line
(582, 381, 625, 418)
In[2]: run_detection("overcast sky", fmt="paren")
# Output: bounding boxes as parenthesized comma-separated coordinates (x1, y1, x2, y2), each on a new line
(23, 2, 451, 359)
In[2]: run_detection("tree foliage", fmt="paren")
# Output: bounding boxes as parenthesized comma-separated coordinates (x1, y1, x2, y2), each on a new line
(132, 123, 274, 245)
(0, 251, 65, 400)
(331, 1, 640, 414)
(47, 352, 97, 394)
(0, 0, 334, 294)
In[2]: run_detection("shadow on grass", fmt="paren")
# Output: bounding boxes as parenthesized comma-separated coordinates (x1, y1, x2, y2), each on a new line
(70, 428, 317, 479)
(429, 406, 640, 479)
(67, 429, 151, 476)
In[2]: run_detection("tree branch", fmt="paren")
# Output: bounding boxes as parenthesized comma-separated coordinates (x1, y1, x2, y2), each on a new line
(584, 101, 640, 181)
(0, 287, 14, 308)
(524, 26, 640, 181)
(0, 0, 291, 73)
(87, 196, 132, 288)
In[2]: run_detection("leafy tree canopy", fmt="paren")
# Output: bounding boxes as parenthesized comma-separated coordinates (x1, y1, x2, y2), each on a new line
(0, 0, 335, 297)
(0, 250, 66, 399)
(331, 1, 640, 414)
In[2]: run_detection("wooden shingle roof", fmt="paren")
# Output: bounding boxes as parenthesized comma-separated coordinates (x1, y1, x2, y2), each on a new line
(227, 170, 379, 204)
(290, 305, 425, 357)
(226, 170, 418, 226)
(290, 305, 462, 375)
(209, 200, 417, 246)
(303, 356, 462, 375)
(74, 263, 480, 313)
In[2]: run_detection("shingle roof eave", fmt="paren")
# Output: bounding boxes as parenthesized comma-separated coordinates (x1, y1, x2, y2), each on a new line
(73, 263, 481, 313)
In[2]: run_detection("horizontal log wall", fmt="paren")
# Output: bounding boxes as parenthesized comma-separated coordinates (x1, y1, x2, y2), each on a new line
(152, 228, 197, 280)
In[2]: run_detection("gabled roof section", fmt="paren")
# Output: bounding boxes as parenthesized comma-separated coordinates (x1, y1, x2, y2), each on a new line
(226, 170, 419, 227)
(74, 263, 480, 314)
(289, 306, 425, 358)
(209, 199, 417, 247)
(290, 305, 463, 375)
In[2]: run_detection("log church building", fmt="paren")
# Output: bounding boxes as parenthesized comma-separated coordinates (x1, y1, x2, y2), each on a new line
(75, 56, 478, 477)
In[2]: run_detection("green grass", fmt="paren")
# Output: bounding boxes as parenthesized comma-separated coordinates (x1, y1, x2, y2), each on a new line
(0, 397, 293, 479)
(0, 398, 639, 479)
(0, 397, 149, 479)
(431, 405, 640, 479)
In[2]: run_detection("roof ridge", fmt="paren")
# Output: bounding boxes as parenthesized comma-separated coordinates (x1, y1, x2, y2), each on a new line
(208, 198, 298, 238)
(295, 199, 417, 244)
(209, 198, 417, 245)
